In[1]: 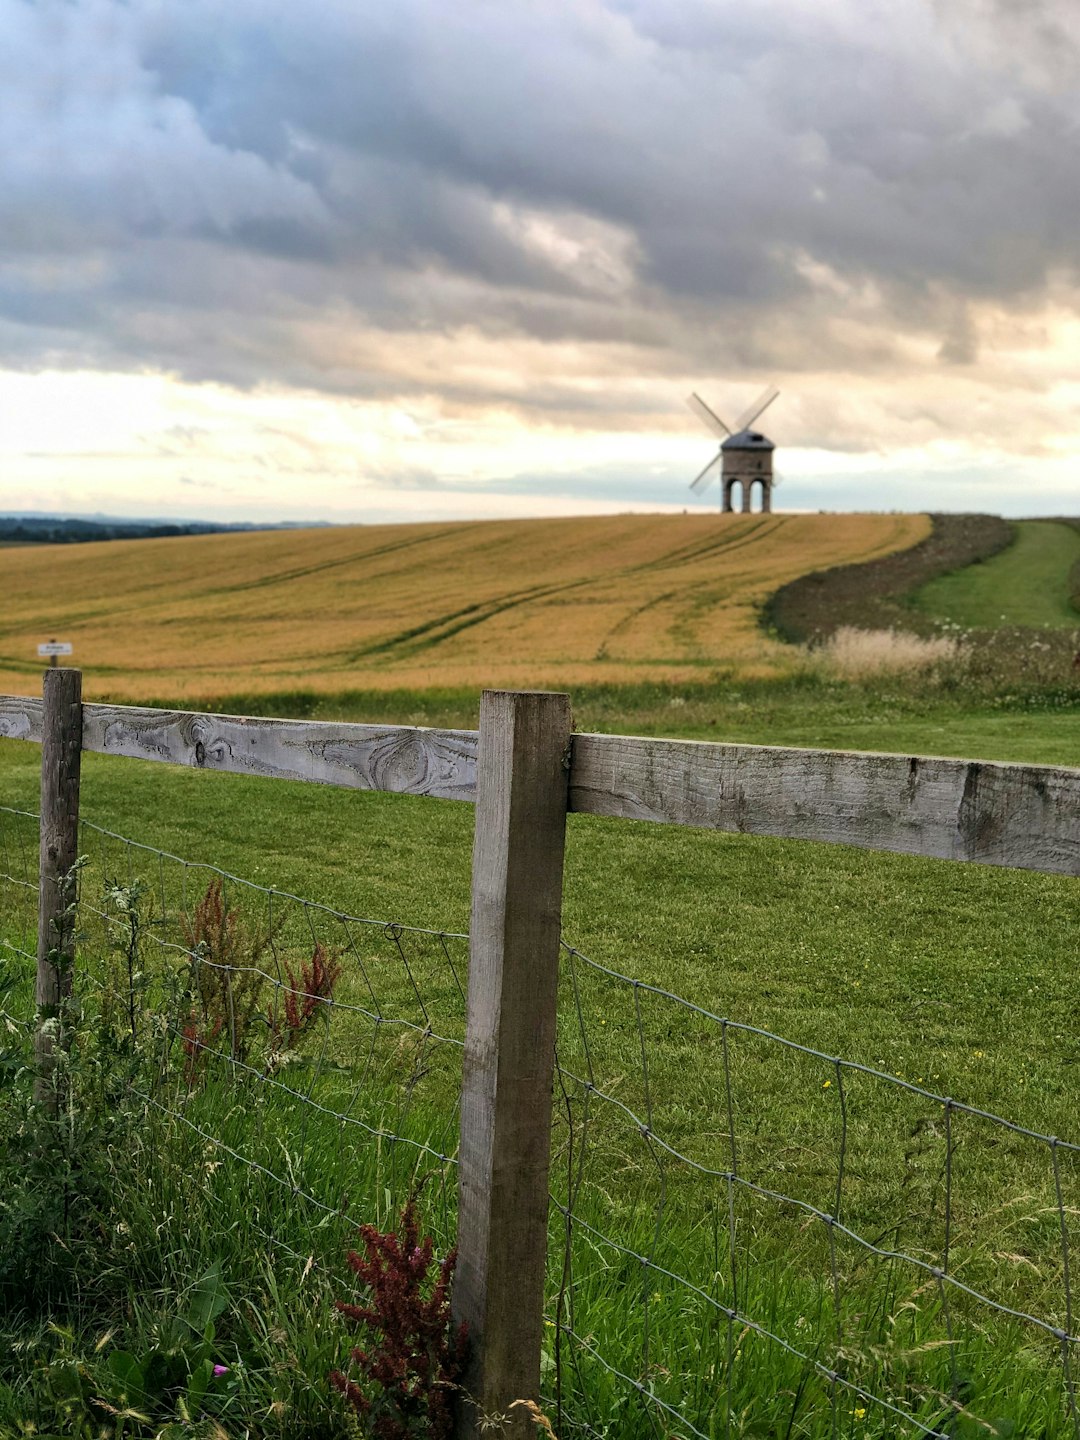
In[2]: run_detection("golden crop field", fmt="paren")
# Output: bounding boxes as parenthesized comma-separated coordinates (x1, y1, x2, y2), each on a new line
(0, 512, 930, 701)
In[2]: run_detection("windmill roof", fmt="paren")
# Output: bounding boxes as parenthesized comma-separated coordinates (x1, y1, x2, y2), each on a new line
(722, 429, 775, 451)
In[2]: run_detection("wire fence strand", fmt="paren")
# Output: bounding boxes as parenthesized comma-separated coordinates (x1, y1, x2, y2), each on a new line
(0, 804, 38, 970)
(0, 803, 467, 1283)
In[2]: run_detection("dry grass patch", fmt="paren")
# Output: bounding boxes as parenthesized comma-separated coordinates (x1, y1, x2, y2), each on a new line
(809, 625, 962, 679)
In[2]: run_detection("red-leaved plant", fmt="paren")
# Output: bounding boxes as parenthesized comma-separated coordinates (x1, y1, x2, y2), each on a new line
(268, 940, 343, 1054)
(330, 1200, 468, 1440)
(180, 878, 270, 1080)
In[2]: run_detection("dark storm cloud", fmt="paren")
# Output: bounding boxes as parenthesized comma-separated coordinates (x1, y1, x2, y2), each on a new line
(3, 0, 1080, 410)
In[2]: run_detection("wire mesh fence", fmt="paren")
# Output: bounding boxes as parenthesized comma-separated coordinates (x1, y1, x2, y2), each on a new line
(0, 802, 468, 1280)
(2, 801, 1079, 1436)
(550, 940, 1080, 1438)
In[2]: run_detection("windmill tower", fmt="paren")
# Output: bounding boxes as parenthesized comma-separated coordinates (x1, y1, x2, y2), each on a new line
(686, 386, 780, 513)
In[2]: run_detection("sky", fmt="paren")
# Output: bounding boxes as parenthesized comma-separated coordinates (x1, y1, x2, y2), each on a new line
(2, 0, 1079, 524)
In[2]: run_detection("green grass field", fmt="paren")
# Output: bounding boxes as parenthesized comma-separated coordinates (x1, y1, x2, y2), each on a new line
(1, 738, 1075, 1139)
(2, 711, 1079, 1436)
(914, 519, 1080, 629)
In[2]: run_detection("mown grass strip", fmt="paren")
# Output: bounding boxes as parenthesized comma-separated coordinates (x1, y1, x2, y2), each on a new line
(913, 520, 1080, 629)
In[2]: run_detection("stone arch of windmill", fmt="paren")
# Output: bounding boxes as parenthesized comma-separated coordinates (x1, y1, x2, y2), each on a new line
(686, 386, 780, 513)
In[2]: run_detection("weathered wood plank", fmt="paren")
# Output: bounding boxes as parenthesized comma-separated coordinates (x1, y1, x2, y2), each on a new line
(569, 733, 1080, 875)
(454, 691, 572, 1438)
(78, 704, 478, 800)
(3, 691, 1078, 873)
(36, 669, 82, 1112)
(0, 695, 43, 742)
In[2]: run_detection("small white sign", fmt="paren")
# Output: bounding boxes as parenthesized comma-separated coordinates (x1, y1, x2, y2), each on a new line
(37, 642, 73, 657)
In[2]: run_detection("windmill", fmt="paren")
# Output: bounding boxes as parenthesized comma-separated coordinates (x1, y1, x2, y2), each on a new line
(686, 385, 780, 513)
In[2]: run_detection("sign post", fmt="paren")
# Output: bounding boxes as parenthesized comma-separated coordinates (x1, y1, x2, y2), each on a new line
(37, 641, 73, 669)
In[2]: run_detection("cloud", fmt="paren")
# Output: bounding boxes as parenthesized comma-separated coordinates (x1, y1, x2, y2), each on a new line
(0, 0, 1079, 492)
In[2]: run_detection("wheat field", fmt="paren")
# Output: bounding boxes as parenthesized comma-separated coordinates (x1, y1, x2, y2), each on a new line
(0, 512, 930, 700)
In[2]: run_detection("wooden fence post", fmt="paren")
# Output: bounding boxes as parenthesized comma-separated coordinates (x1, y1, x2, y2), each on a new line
(453, 690, 572, 1439)
(35, 666, 82, 1111)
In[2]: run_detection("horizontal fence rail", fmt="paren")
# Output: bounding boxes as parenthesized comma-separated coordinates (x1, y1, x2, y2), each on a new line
(2, 692, 1078, 874)
(569, 732, 1080, 872)
(0, 695, 478, 799)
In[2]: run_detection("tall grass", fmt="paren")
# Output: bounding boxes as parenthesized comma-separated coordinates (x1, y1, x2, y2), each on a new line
(809, 626, 962, 679)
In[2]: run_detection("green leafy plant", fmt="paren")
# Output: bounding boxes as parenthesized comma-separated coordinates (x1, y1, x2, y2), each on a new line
(0, 966, 26, 1079)
(267, 939, 343, 1062)
(33, 1265, 236, 1437)
(0, 858, 109, 1306)
(34, 852, 89, 1109)
(102, 876, 152, 1044)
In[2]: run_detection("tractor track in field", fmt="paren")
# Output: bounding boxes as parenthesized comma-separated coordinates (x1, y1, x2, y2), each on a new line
(591, 517, 787, 659)
(594, 591, 679, 661)
(346, 576, 597, 662)
(354, 517, 791, 665)
(632, 514, 784, 573)
(203, 525, 477, 598)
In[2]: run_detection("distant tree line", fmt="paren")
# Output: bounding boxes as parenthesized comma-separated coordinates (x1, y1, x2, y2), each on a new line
(0, 517, 307, 545)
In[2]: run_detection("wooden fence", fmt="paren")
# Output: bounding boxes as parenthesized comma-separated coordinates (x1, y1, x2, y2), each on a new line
(2, 670, 1078, 1438)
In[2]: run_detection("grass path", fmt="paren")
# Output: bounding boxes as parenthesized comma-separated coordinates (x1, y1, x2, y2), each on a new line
(914, 519, 1080, 628)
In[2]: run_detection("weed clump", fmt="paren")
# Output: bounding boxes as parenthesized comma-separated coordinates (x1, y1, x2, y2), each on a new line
(181, 878, 272, 1074)
(179, 879, 342, 1081)
(269, 940, 343, 1060)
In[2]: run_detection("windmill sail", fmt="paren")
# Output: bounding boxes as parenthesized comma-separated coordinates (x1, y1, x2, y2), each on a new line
(732, 385, 779, 435)
(686, 392, 731, 438)
(690, 453, 722, 493)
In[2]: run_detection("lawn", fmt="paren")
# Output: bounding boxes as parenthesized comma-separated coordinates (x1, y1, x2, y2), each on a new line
(1, 686, 1078, 1436)
(1, 729, 1075, 1138)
